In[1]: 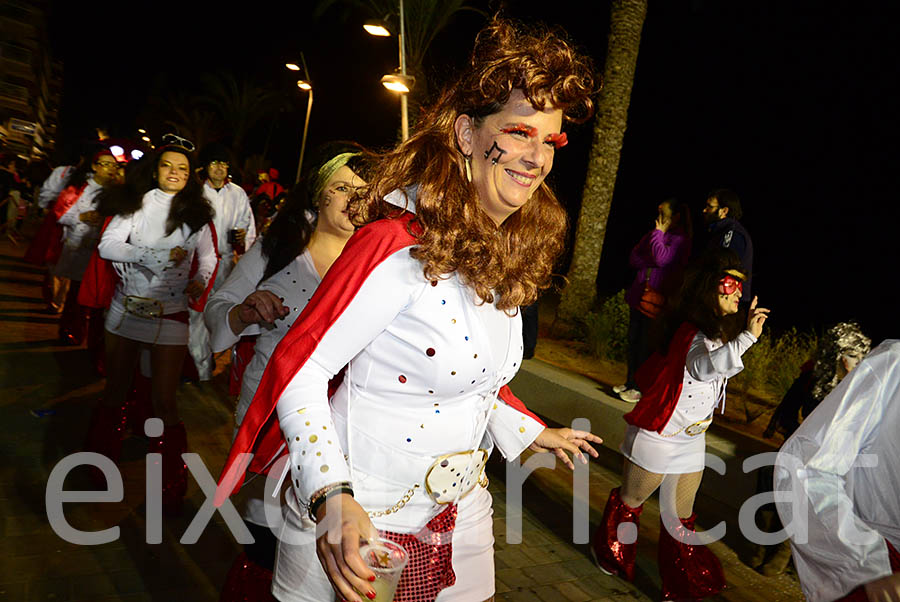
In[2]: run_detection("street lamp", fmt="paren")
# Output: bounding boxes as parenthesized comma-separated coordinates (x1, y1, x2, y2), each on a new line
(363, 19, 390, 37)
(285, 63, 301, 71)
(364, 0, 411, 141)
(287, 54, 314, 185)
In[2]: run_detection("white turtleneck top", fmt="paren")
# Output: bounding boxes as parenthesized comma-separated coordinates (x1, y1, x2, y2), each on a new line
(98, 188, 217, 314)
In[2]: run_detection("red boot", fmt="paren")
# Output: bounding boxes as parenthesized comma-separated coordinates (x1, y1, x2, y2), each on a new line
(591, 487, 643, 581)
(219, 552, 277, 602)
(658, 513, 725, 600)
(84, 402, 128, 487)
(149, 422, 188, 515)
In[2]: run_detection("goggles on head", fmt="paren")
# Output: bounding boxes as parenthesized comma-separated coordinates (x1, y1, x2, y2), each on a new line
(718, 269, 746, 295)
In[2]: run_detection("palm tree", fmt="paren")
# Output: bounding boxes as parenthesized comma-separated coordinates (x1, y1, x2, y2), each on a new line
(195, 73, 282, 160)
(557, 0, 648, 321)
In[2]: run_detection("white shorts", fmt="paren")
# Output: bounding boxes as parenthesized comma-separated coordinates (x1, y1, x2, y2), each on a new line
(271, 485, 495, 601)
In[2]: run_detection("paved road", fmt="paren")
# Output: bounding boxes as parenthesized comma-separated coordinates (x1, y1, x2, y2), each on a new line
(0, 233, 804, 601)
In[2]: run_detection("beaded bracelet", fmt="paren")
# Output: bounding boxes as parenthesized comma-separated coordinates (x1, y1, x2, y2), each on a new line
(308, 481, 354, 522)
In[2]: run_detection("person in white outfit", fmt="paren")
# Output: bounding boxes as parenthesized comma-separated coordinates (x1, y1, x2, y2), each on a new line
(188, 143, 256, 380)
(207, 141, 368, 602)
(214, 18, 602, 602)
(592, 248, 770, 600)
(85, 137, 217, 514)
(774, 340, 900, 602)
(54, 150, 119, 346)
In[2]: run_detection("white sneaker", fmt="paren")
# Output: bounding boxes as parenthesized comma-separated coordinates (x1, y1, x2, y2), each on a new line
(612, 384, 628, 394)
(619, 389, 642, 403)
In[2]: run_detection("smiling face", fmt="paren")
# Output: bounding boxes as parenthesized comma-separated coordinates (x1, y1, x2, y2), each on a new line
(315, 165, 365, 237)
(207, 160, 229, 188)
(455, 89, 564, 225)
(157, 151, 191, 194)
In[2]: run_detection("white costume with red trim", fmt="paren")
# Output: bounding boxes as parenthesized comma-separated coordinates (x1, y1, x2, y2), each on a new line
(271, 244, 543, 601)
(53, 177, 104, 281)
(98, 188, 216, 345)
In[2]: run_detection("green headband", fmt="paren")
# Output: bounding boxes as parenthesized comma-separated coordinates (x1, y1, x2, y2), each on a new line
(311, 152, 359, 207)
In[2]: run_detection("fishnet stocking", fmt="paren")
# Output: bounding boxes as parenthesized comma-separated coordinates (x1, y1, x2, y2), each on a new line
(620, 460, 664, 508)
(658, 470, 704, 519)
(620, 460, 704, 518)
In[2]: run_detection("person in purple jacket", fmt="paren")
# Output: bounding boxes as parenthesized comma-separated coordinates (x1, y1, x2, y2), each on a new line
(614, 199, 692, 403)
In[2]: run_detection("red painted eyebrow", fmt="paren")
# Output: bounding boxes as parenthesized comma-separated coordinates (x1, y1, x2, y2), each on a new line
(545, 132, 568, 149)
(500, 124, 538, 137)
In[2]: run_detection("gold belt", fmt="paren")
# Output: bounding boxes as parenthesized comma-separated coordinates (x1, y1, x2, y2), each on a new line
(367, 449, 490, 518)
(660, 417, 712, 438)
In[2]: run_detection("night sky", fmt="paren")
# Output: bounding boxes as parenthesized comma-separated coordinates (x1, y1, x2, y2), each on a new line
(46, 1, 898, 344)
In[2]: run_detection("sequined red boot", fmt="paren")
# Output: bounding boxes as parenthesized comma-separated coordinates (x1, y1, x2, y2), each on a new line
(84, 402, 128, 487)
(219, 552, 277, 602)
(149, 422, 188, 515)
(591, 487, 643, 581)
(658, 513, 725, 600)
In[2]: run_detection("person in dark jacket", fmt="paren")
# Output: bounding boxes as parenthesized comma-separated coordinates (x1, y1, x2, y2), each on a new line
(703, 188, 753, 302)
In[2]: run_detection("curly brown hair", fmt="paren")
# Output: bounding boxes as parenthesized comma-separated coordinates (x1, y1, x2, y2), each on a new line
(352, 17, 596, 311)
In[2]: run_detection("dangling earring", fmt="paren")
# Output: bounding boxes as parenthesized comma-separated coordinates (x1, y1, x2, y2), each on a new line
(464, 154, 472, 183)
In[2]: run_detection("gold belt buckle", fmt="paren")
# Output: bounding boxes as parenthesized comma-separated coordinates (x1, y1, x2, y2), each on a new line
(685, 418, 712, 437)
(424, 449, 489, 504)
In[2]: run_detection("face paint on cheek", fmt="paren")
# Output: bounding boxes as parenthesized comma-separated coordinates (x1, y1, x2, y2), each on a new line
(483, 141, 508, 165)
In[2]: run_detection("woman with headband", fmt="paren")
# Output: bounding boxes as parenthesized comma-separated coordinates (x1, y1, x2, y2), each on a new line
(207, 142, 368, 600)
(84, 135, 217, 514)
(592, 248, 769, 599)
(215, 18, 602, 602)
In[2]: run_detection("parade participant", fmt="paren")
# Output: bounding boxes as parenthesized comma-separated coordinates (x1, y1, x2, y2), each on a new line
(613, 198, 692, 403)
(774, 340, 900, 602)
(215, 18, 601, 602)
(207, 141, 367, 602)
(84, 135, 217, 513)
(53, 150, 120, 346)
(38, 162, 76, 210)
(592, 248, 769, 599)
(750, 321, 871, 577)
(187, 143, 256, 381)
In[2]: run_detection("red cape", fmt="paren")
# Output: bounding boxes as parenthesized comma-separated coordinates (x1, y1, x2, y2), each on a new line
(77, 218, 220, 312)
(24, 184, 86, 266)
(623, 322, 699, 434)
(214, 212, 543, 506)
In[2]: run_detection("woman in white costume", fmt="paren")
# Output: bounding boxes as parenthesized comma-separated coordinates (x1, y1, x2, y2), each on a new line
(207, 143, 369, 600)
(85, 137, 217, 513)
(592, 249, 769, 599)
(215, 18, 601, 602)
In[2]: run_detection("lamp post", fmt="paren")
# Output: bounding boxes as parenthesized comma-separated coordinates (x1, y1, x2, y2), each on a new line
(398, 0, 409, 141)
(365, 0, 412, 141)
(289, 53, 314, 185)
